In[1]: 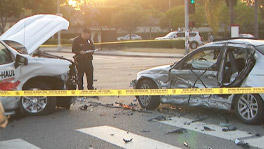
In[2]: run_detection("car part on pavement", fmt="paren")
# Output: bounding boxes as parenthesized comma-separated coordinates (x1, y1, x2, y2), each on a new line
(165, 128, 187, 135)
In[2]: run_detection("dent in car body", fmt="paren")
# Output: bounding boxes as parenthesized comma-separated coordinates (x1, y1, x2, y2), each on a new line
(134, 40, 262, 111)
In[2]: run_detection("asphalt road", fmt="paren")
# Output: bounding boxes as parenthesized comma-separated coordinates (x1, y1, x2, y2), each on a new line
(1, 52, 264, 149)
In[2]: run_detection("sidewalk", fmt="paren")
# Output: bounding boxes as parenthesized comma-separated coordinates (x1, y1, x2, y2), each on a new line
(41, 46, 185, 58)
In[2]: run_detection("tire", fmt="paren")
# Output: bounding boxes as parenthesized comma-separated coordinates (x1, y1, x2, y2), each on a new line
(137, 80, 160, 110)
(234, 94, 264, 124)
(56, 97, 72, 109)
(20, 82, 56, 116)
(190, 42, 198, 49)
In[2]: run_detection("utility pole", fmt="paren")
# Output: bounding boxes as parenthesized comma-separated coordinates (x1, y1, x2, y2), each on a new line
(57, 0, 62, 51)
(185, 0, 189, 55)
(254, 0, 259, 39)
(169, 0, 172, 31)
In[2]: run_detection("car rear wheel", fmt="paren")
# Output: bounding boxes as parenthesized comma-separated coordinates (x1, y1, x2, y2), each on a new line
(190, 42, 198, 49)
(20, 82, 56, 115)
(137, 80, 160, 110)
(234, 94, 264, 124)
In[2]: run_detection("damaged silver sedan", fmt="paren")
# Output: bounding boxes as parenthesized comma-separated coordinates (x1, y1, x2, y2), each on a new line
(132, 39, 264, 124)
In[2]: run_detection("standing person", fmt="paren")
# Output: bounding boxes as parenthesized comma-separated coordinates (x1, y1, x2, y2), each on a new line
(72, 28, 95, 90)
(208, 32, 214, 43)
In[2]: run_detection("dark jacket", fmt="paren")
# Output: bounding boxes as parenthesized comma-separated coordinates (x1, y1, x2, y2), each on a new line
(72, 36, 95, 61)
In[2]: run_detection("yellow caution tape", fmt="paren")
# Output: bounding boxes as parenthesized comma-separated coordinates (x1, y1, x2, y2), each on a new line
(1, 87, 264, 96)
(41, 39, 182, 47)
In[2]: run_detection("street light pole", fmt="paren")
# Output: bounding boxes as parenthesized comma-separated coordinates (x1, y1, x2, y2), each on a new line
(57, 0, 62, 51)
(184, 0, 190, 55)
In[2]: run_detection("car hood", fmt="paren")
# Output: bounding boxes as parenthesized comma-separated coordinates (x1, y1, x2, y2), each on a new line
(138, 65, 171, 75)
(0, 14, 69, 54)
(155, 37, 172, 40)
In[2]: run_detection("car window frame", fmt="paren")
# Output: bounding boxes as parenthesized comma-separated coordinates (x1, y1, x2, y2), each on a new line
(0, 42, 14, 65)
(173, 46, 224, 70)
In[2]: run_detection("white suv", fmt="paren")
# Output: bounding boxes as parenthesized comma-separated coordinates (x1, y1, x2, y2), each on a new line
(0, 15, 77, 116)
(155, 31, 203, 49)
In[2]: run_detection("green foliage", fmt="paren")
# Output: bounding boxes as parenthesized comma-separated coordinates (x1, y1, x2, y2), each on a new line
(234, 1, 255, 31)
(0, 0, 23, 33)
(203, 0, 223, 34)
(160, 6, 185, 30)
(111, 6, 146, 34)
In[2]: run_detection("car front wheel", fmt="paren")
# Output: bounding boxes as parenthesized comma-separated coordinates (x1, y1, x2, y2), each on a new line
(137, 80, 160, 110)
(234, 94, 264, 124)
(190, 42, 198, 49)
(20, 82, 56, 115)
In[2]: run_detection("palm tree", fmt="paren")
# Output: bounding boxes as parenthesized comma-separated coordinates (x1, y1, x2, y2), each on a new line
(254, 0, 259, 38)
(226, 0, 238, 25)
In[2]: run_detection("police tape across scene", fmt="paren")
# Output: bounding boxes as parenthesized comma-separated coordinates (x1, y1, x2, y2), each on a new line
(1, 87, 264, 97)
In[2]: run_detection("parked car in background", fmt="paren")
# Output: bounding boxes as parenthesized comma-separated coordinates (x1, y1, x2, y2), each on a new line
(155, 31, 203, 49)
(132, 39, 264, 124)
(117, 34, 142, 41)
(0, 15, 77, 116)
(239, 34, 255, 39)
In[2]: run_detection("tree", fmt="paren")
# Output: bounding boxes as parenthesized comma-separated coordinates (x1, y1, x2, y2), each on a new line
(204, 0, 222, 34)
(0, 0, 23, 34)
(111, 7, 146, 39)
(254, 0, 259, 38)
(226, 0, 238, 25)
(160, 6, 185, 30)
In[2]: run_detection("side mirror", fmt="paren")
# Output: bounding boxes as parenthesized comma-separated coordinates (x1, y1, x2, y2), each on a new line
(14, 54, 28, 68)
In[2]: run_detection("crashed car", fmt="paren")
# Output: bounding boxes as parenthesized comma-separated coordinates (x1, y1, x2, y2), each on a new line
(0, 15, 77, 116)
(132, 39, 264, 124)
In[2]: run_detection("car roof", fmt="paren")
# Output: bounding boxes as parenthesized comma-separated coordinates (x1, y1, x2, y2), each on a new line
(201, 39, 264, 48)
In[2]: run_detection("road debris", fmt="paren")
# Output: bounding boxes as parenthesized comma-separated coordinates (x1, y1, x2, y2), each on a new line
(148, 116, 167, 122)
(235, 139, 250, 148)
(183, 141, 190, 148)
(184, 115, 208, 125)
(79, 104, 89, 110)
(140, 129, 150, 133)
(123, 138, 133, 143)
(203, 126, 215, 131)
(81, 101, 152, 114)
(222, 125, 237, 132)
(203, 146, 212, 149)
(219, 122, 232, 127)
(165, 128, 187, 135)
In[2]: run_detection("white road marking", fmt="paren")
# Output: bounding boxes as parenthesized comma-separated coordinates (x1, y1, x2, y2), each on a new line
(77, 125, 180, 149)
(0, 138, 40, 149)
(160, 117, 264, 149)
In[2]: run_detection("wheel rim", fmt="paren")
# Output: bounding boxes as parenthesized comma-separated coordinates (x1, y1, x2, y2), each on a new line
(237, 94, 258, 121)
(191, 43, 197, 49)
(138, 83, 151, 106)
(21, 88, 47, 113)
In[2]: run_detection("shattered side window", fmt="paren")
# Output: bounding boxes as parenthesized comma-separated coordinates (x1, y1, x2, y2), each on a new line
(255, 45, 264, 55)
(183, 49, 220, 70)
(0, 43, 13, 65)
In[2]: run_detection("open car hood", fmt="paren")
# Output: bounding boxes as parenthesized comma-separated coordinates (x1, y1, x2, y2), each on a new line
(0, 14, 69, 54)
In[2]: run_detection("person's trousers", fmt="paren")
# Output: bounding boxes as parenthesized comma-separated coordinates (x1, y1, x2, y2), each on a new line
(76, 59, 94, 90)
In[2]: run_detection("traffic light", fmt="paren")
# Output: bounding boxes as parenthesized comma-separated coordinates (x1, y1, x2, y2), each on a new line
(189, 21, 195, 28)
(188, 0, 195, 14)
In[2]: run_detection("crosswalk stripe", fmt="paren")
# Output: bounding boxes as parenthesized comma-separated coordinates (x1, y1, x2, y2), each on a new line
(160, 117, 264, 149)
(0, 138, 40, 149)
(77, 125, 180, 149)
